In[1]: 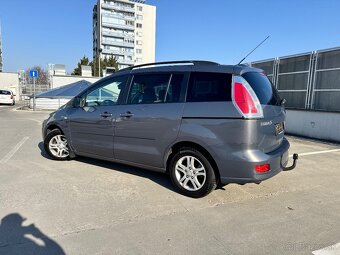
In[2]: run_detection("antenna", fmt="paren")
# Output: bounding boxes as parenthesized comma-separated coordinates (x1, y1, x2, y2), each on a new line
(237, 36, 270, 65)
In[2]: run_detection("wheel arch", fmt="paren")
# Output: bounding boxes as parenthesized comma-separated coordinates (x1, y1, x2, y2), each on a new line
(165, 140, 221, 184)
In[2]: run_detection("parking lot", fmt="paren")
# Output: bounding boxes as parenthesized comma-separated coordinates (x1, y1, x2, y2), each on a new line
(0, 105, 340, 255)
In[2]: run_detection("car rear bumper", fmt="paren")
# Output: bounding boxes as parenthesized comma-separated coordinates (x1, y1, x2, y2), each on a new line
(219, 137, 291, 185)
(0, 99, 14, 104)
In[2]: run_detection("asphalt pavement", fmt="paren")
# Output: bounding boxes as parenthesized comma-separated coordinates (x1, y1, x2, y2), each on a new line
(0, 105, 339, 255)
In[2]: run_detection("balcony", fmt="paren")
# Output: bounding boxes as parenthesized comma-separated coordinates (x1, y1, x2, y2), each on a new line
(102, 30, 135, 39)
(102, 3, 135, 13)
(102, 13, 135, 21)
(102, 39, 134, 48)
(118, 59, 135, 65)
(102, 22, 135, 31)
(102, 49, 134, 56)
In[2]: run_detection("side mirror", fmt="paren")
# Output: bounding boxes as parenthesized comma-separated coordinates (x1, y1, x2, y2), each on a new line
(73, 96, 85, 108)
(280, 98, 286, 106)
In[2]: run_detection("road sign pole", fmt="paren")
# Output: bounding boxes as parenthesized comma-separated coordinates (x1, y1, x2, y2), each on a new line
(33, 77, 36, 111)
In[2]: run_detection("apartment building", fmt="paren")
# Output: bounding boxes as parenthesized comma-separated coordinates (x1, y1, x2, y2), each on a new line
(93, 0, 156, 70)
(0, 23, 3, 72)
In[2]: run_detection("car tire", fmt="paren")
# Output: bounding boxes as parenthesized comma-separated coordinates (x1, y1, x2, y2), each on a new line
(169, 148, 217, 198)
(44, 129, 70, 160)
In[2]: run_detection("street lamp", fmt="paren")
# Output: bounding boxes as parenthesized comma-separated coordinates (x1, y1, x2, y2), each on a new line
(98, 48, 103, 77)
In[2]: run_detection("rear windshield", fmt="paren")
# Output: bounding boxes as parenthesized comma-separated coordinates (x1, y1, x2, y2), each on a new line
(242, 72, 281, 106)
(0, 90, 11, 95)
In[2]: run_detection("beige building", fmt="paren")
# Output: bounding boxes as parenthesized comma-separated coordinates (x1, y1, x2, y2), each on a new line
(93, 0, 156, 70)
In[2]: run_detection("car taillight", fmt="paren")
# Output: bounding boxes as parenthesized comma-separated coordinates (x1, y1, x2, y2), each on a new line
(10, 95, 13, 99)
(232, 76, 263, 119)
(254, 164, 270, 173)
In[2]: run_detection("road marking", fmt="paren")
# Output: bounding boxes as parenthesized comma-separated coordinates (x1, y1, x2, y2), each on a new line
(290, 149, 340, 157)
(0, 137, 30, 164)
(312, 242, 340, 255)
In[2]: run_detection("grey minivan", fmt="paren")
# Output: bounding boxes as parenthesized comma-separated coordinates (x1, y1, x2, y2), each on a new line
(42, 61, 298, 198)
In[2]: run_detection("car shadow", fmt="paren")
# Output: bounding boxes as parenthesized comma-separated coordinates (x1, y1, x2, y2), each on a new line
(0, 213, 65, 255)
(38, 142, 175, 193)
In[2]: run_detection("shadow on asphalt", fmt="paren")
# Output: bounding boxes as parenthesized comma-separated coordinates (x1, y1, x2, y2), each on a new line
(38, 142, 175, 193)
(0, 213, 65, 255)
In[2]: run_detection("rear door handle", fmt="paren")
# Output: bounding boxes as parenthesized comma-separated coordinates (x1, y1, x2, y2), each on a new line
(120, 111, 134, 118)
(100, 112, 112, 118)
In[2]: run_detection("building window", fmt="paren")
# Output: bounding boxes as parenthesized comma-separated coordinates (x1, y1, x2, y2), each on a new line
(136, 40, 142, 45)
(137, 6, 143, 12)
(136, 23, 143, 29)
(136, 58, 142, 63)
(126, 20, 134, 26)
(136, 49, 142, 54)
(137, 32, 143, 37)
(136, 14, 143, 20)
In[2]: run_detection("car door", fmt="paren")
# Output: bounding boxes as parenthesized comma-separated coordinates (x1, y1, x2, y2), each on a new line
(68, 75, 128, 159)
(114, 72, 187, 168)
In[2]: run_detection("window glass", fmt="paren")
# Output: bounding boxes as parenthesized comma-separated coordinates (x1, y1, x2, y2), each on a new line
(186, 72, 232, 102)
(0, 90, 11, 95)
(242, 72, 281, 106)
(166, 74, 184, 103)
(85, 75, 128, 106)
(127, 74, 171, 104)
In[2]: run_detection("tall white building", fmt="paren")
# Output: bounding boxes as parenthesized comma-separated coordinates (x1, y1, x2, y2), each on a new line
(93, 0, 156, 70)
(0, 22, 3, 72)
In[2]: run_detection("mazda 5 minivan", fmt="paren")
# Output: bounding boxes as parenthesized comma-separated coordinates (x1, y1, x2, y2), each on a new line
(42, 61, 297, 198)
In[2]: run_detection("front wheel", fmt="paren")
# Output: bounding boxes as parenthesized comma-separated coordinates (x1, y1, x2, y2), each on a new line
(169, 148, 217, 198)
(44, 129, 70, 160)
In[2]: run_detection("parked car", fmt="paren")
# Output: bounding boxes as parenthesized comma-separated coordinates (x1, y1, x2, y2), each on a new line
(0, 90, 15, 105)
(42, 61, 298, 198)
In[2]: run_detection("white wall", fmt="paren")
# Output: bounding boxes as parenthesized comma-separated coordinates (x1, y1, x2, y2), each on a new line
(51, 75, 100, 88)
(286, 110, 340, 142)
(136, 3, 156, 64)
(0, 72, 19, 100)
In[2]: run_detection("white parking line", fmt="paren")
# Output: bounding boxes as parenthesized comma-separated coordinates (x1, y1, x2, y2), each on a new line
(312, 242, 340, 255)
(290, 149, 340, 157)
(0, 137, 30, 164)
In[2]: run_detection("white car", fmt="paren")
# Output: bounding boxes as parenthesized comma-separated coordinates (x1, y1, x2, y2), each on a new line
(0, 90, 15, 105)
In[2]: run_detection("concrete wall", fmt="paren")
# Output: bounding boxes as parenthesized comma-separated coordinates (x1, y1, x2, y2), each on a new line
(0, 72, 19, 100)
(51, 75, 100, 88)
(286, 110, 340, 142)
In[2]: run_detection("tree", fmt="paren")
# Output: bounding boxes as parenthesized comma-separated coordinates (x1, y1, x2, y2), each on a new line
(25, 66, 49, 85)
(72, 56, 90, 76)
(91, 55, 119, 77)
(72, 54, 119, 77)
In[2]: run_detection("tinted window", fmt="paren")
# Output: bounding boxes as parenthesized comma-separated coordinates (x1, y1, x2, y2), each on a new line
(85, 75, 128, 106)
(0, 90, 11, 95)
(127, 74, 171, 104)
(165, 74, 184, 103)
(186, 72, 232, 102)
(242, 72, 281, 106)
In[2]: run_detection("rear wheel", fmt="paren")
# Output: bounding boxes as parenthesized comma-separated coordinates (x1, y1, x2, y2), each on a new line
(169, 148, 217, 198)
(44, 129, 70, 160)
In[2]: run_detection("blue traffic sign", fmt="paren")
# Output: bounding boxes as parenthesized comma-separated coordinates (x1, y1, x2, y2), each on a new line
(29, 70, 39, 78)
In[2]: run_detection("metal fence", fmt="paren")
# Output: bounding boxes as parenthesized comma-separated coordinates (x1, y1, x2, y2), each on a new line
(251, 47, 340, 112)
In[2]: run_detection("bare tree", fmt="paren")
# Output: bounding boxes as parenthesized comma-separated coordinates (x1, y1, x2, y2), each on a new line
(25, 66, 50, 85)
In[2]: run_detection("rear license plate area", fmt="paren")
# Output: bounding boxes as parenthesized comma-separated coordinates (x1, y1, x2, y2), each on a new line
(275, 122, 284, 135)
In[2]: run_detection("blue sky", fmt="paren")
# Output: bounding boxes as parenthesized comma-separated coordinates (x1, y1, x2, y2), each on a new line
(1, 0, 340, 73)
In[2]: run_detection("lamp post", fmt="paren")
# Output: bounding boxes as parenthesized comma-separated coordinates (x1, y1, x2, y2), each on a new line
(98, 48, 103, 77)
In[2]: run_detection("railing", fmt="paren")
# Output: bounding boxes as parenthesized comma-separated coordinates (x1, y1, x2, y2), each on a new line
(102, 3, 135, 13)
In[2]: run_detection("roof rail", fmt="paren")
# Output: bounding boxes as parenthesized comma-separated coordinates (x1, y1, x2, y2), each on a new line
(120, 60, 219, 72)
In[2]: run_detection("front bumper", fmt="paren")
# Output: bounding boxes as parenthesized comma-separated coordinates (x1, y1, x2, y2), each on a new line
(220, 137, 296, 184)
